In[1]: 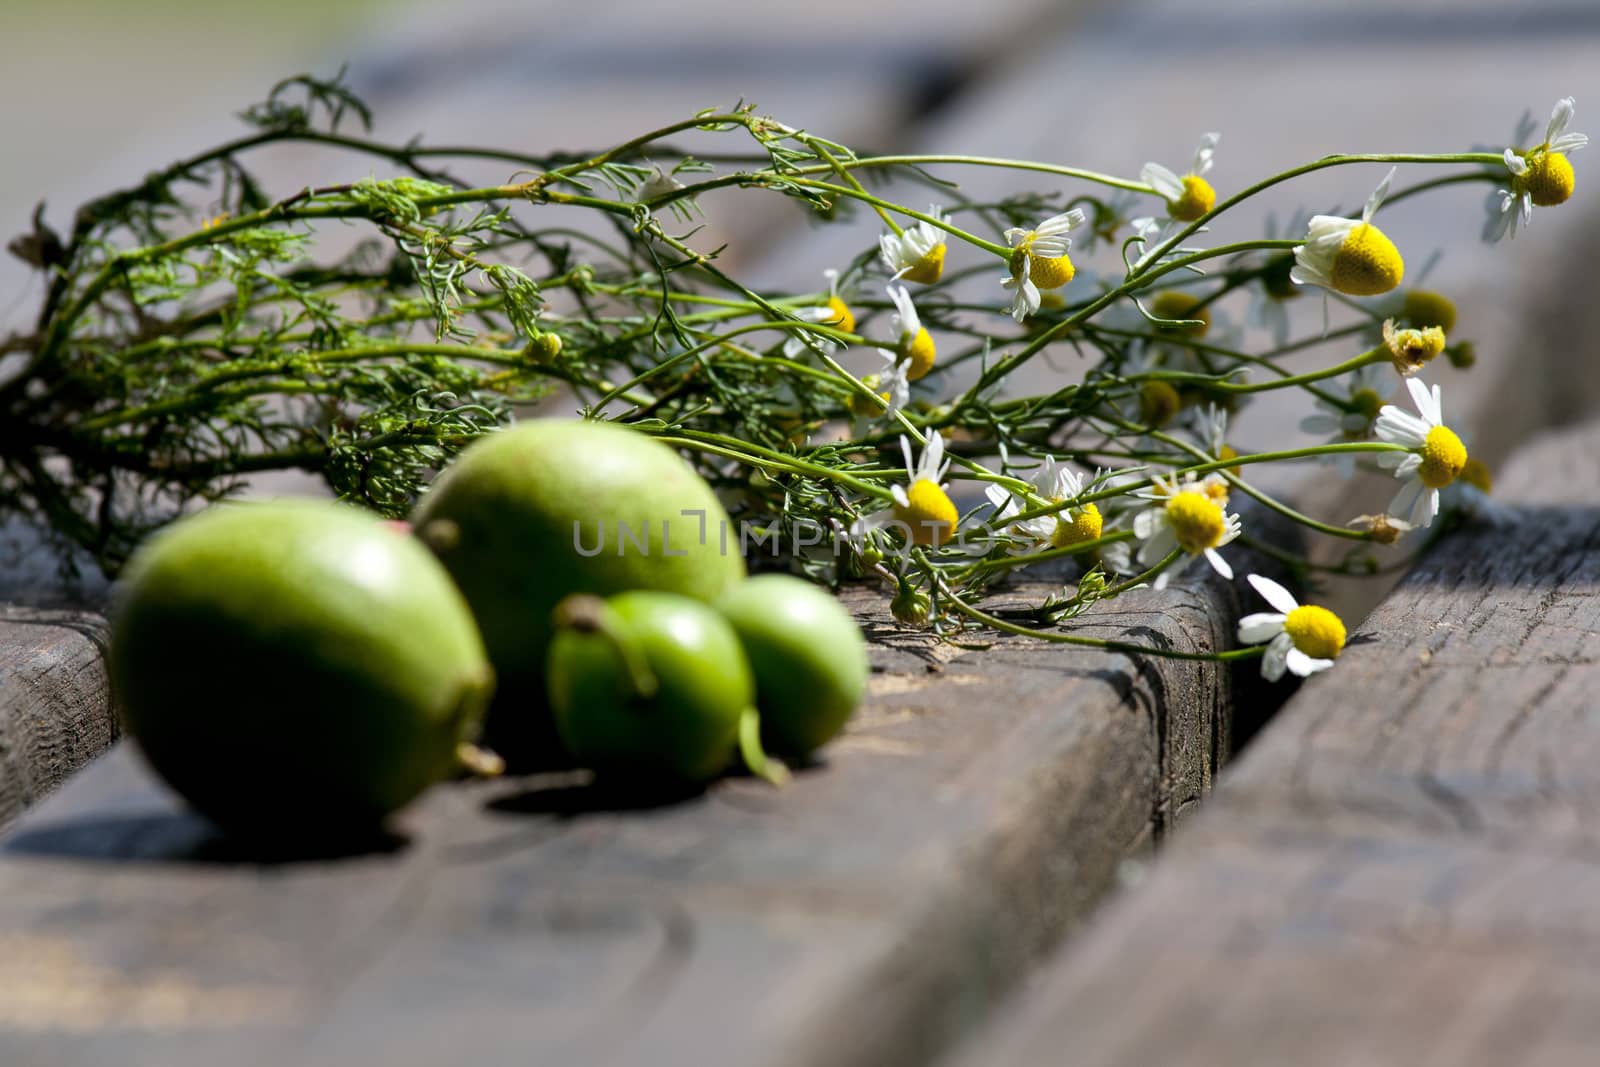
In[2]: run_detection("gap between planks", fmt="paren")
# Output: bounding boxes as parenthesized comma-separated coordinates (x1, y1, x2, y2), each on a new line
(946, 416, 1600, 1067)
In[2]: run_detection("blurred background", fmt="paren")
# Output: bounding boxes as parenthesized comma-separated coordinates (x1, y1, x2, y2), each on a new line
(3, 0, 1600, 605)
(9, 0, 1596, 307)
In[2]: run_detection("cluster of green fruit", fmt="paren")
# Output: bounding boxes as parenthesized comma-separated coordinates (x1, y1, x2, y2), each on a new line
(110, 420, 869, 838)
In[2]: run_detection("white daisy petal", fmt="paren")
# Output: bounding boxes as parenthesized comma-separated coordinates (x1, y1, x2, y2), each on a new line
(1547, 97, 1576, 143)
(1362, 167, 1396, 223)
(1133, 508, 1162, 540)
(1284, 647, 1334, 678)
(1141, 162, 1185, 203)
(1375, 405, 1431, 448)
(1261, 632, 1292, 681)
(1204, 547, 1232, 579)
(1238, 612, 1287, 644)
(1247, 573, 1301, 615)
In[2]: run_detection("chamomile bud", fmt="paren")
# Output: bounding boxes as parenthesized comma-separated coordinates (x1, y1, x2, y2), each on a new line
(1348, 513, 1414, 544)
(890, 579, 933, 626)
(1401, 288, 1457, 333)
(1138, 381, 1182, 427)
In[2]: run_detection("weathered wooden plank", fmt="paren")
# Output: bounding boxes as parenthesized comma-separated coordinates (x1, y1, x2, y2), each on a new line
(0, 607, 112, 831)
(0, 566, 1251, 1067)
(948, 417, 1600, 1067)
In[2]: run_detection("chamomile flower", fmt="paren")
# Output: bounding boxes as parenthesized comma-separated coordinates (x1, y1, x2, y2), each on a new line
(1374, 377, 1468, 528)
(1001, 209, 1086, 322)
(1292, 168, 1404, 298)
(879, 206, 949, 284)
(1237, 574, 1346, 683)
(1131, 472, 1241, 588)
(984, 457, 1104, 551)
(1487, 97, 1587, 242)
(1142, 133, 1221, 222)
(849, 349, 911, 427)
(1300, 362, 1389, 476)
(783, 269, 856, 358)
(884, 284, 937, 381)
(1380, 317, 1447, 377)
(877, 432, 958, 546)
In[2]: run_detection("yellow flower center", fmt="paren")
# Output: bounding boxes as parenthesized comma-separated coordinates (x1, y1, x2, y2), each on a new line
(1401, 289, 1457, 333)
(1028, 253, 1077, 290)
(825, 295, 856, 335)
(848, 374, 888, 417)
(1387, 325, 1447, 372)
(1418, 424, 1467, 489)
(1138, 380, 1181, 427)
(895, 479, 958, 546)
(1330, 223, 1404, 296)
(1051, 503, 1103, 549)
(1165, 490, 1226, 554)
(1218, 444, 1242, 480)
(1460, 456, 1493, 494)
(901, 328, 936, 381)
(1520, 151, 1576, 207)
(900, 242, 947, 285)
(1150, 290, 1211, 336)
(1202, 474, 1230, 504)
(1170, 175, 1216, 222)
(1283, 605, 1346, 660)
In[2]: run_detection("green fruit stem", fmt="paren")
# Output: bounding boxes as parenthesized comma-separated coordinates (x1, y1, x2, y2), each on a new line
(456, 742, 506, 778)
(552, 594, 660, 700)
(739, 707, 790, 787)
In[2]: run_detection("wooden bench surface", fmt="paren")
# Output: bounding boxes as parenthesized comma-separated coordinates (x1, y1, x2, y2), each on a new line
(0, 573, 1250, 1067)
(949, 418, 1600, 1067)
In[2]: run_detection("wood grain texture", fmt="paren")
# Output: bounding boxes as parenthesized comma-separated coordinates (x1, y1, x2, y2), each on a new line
(0, 566, 1254, 1067)
(949, 419, 1600, 1067)
(0, 609, 113, 831)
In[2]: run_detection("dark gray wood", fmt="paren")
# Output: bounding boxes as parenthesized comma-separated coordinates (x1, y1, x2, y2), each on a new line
(0, 565, 1254, 1067)
(0, 515, 114, 829)
(949, 419, 1600, 1067)
(0, 608, 112, 830)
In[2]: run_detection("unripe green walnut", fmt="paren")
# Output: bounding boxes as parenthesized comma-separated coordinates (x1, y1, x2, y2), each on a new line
(412, 419, 745, 767)
(548, 592, 753, 784)
(111, 500, 495, 838)
(717, 575, 868, 757)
